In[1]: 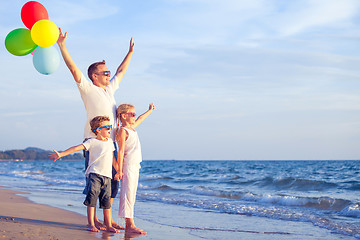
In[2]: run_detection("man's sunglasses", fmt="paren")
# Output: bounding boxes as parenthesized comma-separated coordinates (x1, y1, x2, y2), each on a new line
(94, 125, 112, 132)
(95, 71, 111, 76)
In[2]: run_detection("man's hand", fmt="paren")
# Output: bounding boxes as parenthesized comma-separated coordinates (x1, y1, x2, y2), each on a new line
(57, 28, 67, 45)
(129, 37, 134, 53)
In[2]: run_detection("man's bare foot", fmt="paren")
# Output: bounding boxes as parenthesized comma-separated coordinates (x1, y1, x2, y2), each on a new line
(95, 220, 106, 231)
(112, 221, 125, 230)
(87, 225, 100, 232)
(125, 225, 147, 235)
(107, 226, 120, 233)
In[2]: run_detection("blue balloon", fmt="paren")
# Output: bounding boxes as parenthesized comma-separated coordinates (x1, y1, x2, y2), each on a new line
(32, 46, 59, 75)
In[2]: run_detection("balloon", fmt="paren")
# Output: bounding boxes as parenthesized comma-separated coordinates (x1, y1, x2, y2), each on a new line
(31, 20, 59, 47)
(21, 1, 49, 29)
(5, 28, 37, 56)
(33, 46, 60, 75)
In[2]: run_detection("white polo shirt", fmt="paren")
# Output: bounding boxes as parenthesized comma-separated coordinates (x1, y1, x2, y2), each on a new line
(77, 73, 119, 141)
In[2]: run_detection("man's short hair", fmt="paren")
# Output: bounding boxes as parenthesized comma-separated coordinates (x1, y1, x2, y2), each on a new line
(88, 60, 106, 81)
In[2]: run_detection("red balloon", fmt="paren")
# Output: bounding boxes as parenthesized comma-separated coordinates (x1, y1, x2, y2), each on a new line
(21, 1, 49, 29)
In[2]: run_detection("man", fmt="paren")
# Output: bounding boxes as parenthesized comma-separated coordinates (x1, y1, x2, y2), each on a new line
(57, 28, 134, 230)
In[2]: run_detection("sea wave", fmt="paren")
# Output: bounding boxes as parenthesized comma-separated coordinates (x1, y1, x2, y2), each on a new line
(160, 185, 353, 212)
(8, 169, 84, 187)
(138, 192, 360, 237)
(340, 203, 360, 218)
(139, 183, 180, 191)
(256, 177, 338, 191)
(141, 174, 174, 181)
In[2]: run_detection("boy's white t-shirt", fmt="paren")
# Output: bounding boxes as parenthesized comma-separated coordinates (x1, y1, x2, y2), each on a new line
(77, 73, 119, 141)
(83, 138, 115, 179)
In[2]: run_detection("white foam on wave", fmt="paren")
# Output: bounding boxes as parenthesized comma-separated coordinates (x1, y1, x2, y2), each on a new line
(188, 186, 352, 212)
(340, 203, 360, 218)
(10, 170, 84, 186)
(140, 174, 173, 181)
(190, 186, 219, 196)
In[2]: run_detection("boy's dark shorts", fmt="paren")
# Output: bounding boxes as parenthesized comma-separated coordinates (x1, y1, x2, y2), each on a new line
(83, 173, 111, 209)
(111, 178, 119, 198)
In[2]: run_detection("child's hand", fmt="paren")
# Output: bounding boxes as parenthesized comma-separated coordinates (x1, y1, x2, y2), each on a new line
(149, 103, 155, 111)
(114, 172, 123, 181)
(49, 150, 61, 162)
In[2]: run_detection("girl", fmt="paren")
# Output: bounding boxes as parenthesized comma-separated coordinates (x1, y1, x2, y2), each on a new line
(115, 103, 154, 234)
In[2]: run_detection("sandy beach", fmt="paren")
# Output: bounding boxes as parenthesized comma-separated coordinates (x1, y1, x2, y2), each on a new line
(0, 187, 199, 240)
(0, 187, 103, 240)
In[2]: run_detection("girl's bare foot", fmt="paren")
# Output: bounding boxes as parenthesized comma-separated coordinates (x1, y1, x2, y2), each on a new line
(112, 221, 125, 230)
(87, 225, 100, 232)
(125, 225, 147, 235)
(107, 226, 120, 233)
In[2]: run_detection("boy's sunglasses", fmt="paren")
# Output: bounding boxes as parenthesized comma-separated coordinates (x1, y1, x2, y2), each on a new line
(95, 71, 111, 76)
(122, 112, 136, 117)
(94, 125, 112, 132)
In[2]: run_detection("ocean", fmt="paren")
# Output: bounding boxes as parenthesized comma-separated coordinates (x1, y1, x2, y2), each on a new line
(0, 160, 359, 239)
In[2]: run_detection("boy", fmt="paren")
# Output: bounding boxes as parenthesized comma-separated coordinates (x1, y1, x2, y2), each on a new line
(49, 116, 119, 233)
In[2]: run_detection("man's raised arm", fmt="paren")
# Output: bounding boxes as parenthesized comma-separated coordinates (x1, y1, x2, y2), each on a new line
(57, 28, 82, 83)
(114, 37, 135, 84)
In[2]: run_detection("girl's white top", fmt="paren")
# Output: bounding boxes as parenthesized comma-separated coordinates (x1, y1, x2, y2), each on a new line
(122, 127, 142, 169)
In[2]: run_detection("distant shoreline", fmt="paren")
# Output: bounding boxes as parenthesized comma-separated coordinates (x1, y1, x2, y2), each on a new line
(0, 147, 83, 160)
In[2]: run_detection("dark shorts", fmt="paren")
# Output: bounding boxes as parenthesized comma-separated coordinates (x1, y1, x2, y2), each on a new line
(83, 141, 119, 198)
(83, 173, 111, 209)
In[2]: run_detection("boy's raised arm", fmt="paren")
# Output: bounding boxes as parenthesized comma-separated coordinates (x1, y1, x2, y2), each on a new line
(57, 28, 82, 83)
(49, 144, 85, 162)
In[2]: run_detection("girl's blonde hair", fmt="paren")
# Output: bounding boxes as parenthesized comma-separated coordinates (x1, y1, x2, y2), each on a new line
(116, 104, 134, 126)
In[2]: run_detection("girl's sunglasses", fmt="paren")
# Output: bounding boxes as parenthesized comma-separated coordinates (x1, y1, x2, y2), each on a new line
(122, 112, 136, 117)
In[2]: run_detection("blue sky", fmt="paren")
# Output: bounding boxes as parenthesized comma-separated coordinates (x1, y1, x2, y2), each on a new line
(1, 0, 360, 160)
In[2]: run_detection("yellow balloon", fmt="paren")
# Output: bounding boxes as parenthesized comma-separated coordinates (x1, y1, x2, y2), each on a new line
(31, 20, 59, 47)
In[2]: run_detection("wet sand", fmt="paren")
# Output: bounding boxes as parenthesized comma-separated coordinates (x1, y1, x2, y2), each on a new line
(0, 187, 104, 239)
(0, 187, 196, 240)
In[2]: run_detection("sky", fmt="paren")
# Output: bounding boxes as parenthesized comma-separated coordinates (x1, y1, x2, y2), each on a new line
(1, 0, 360, 160)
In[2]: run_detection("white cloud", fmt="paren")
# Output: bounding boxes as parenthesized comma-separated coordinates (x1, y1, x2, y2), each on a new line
(268, 0, 360, 36)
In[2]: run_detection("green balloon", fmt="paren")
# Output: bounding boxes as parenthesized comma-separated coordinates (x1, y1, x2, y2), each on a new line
(5, 28, 37, 56)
